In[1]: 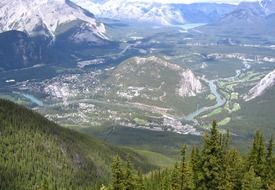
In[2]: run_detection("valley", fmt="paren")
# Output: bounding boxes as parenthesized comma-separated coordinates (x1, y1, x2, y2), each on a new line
(1, 21, 275, 154)
(1, 0, 275, 157)
(1, 0, 275, 189)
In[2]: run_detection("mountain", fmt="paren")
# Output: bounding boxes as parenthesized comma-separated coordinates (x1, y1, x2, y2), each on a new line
(96, 55, 203, 123)
(259, 0, 275, 15)
(0, 0, 113, 70)
(73, 0, 235, 25)
(0, 31, 48, 70)
(104, 56, 202, 98)
(244, 69, 275, 101)
(0, 30, 78, 70)
(0, 0, 107, 44)
(200, 0, 275, 38)
(73, 0, 185, 25)
(0, 99, 171, 189)
(172, 3, 236, 23)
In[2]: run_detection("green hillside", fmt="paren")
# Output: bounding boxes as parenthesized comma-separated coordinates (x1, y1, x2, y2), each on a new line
(0, 99, 171, 190)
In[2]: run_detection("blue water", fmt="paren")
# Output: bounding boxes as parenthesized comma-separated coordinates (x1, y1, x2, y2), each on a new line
(175, 23, 207, 30)
(183, 78, 226, 121)
(21, 94, 44, 106)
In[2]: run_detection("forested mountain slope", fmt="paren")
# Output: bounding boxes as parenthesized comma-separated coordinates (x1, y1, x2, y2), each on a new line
(0, 99, 169, 190)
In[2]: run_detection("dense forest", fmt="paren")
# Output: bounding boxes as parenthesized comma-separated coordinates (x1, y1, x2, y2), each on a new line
(106, 121, 275, 190)
(0, 99, 274, 190)
(0, 99, 163, 190)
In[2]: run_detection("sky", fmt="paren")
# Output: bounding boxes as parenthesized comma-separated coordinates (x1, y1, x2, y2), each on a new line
(127, 0, 257, 4)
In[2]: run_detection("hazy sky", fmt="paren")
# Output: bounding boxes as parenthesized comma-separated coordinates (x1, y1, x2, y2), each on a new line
(128, 0, 257, 4)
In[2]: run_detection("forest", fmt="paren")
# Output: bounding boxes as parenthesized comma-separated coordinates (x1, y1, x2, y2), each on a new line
(106, 121, 275, 190)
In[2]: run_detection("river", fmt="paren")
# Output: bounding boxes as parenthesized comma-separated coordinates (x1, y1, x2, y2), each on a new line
(182, 77, 226, 122)
(14, 92, 44, 106)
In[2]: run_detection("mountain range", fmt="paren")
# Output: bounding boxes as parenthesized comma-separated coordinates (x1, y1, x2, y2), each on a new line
(73, 0, 236, 25)
(0, 0, 275, 71)
(200, 0, 275, 37)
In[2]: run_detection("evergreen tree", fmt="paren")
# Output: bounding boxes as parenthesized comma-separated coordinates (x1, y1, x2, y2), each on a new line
(265, 137, 275, 187)
(267, 182, 275, 190)
(171, 162, 180, 190)
(199, 121, 224, 190)
(160, 169, 171, 190)
(241, 167, 262, 190)
(221, 149, 244, 190)
(190, 146, 200, 189)
(248, 131, 266, 179)
(183, 163, 195, 190)
(111, 156, 124, 190)
(123, 156, 135, 190)
(136, 171, 145, 190)
(178, 145, 194, 190)
(179, 145, 186, 190)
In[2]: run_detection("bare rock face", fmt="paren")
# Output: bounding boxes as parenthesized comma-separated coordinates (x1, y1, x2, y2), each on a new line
(178, 69, 202, 97)
(244, 69, 275, 101)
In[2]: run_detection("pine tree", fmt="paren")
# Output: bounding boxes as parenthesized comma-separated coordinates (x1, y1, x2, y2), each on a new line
(265, 137, 274, 187)
(161, 169, 171, 190)
(267, 182, 275, 190)
(184, 163, 195, 190)
(111, 155, 124, 190)
(221, 149, 244, 190)
(247, 131, 266, 179)
(171, 162, 180, 190)
(178, 145, 194, 190)
(136, 171, 145, 190)
(199, 121, 224, 190)
(123, 156, 135, 190)
(241, 167, 262, 190)
(180, 145, 187, 190)
(190, 146, 200, 189)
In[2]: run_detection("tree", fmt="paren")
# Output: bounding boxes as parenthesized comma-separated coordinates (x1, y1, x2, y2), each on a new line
(198, 121, 224, 190)
(136, 171, 145, 190)
(241, 167, 262, 190)
(111, 155, 124, 190)
(247, 131, 266, 179)
(123, 156, 135, 190)
(190, 146, 200, 189)
(171, 162, 180, 190)
(160, 169, 171, 190)
(106, 121, 275, 190)
(267, 182, 275, 190)
(221, 149, 244, 190)
(178, 145, 194, 190)
(265, 137, 275, 187)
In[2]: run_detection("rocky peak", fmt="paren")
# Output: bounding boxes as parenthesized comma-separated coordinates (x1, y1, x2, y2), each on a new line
(0, 0, 107, 41)
(244, 69, 275, 101)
